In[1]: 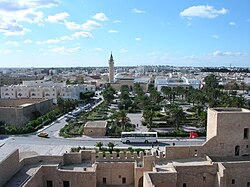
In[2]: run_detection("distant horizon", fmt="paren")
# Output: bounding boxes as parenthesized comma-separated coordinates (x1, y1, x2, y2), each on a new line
(0, 0, 249, 67)
(0, 64, 249, 69)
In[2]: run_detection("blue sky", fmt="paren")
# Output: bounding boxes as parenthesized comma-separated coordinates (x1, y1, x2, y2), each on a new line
(0, 0, 250, 68)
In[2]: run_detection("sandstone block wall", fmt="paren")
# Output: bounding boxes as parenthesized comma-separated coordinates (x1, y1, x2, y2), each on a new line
(176, 165, 217, 187)
(0, 99, 53, 125)
(145, 172, 177, 187)
(24, 165, 96, 187)
(0, 150, 21, 186)
(96, 162, 134, 186)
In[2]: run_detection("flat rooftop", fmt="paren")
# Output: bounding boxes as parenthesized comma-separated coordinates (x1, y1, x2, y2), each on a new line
(212, 108, 250, 113)
(84, 121, 107, 128)
(0, 99, 46, 108)
(60, 162, 95, 172)
(156, 157, 211, 168)
(210, 155, 250, 162)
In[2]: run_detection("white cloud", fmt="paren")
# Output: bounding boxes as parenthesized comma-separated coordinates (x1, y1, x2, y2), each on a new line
(114, 20, 121, 23)
(120, 48, 128, 53)
(47, 12, 69, 23)
(94, 48, 103, 51)
(60, 35, 73, 41)
(42, 38, 61, 44)
(37, 31, 92, 45)
(229, 22, 236, 26)
(0, 19, 31, 36)
(49, 46, 81, 55)
(65, 20, 101, 30)
(82, 20, 101, 30)
(180, 5, 228, 18)
(65, 21, 82, 30)
(92, 12, 109, 21)
(71, 31, 93, 38)
(6, 41, 19, 46)
(212, 35, 219, 39)
(187, 22, 192, 26)
(108, 30, 118, 33)
(24, 39, 33, 44)
(212, 51, 242, 57)
(0, 0, 59, 36)
(135, 37, 141, 41)
(132, 8, 145, 14)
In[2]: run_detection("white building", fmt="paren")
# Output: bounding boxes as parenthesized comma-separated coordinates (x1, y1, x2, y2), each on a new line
(0, 80, 96, 102)
(60, 84, 95, 99)
(1, 86, 16, 99)
(154, 76, 201, 92)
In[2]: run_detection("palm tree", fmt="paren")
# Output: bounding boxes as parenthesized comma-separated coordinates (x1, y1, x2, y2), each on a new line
(116, 110, 129, 130)
(143, 109, 155, 130)
(167, 104, 185, 131)
(107, 142, 117, 152)
(103, 85, 115, 103)
(161, 86, 171, 100)
(95, 142, 103, 150)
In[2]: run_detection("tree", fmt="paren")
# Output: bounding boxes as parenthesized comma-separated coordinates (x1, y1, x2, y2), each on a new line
(103, 85, 115, 103)
(134, 83, 144, 96)
(149, 88, 161, 105)
(143, 109, 155, 130)
(161, 86, 172, 101)
(116, 110, 129, 130)
(167, 104, 185, 130)
(57, 97, 65, 112)
(107, 142, 117, 152)
(95, 142, 103, 150)
(79, 91, 95, 100)
(203, 74, 218, 91)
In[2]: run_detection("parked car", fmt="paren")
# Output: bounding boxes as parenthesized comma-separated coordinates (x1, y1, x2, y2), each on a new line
(37, 132, 48, 137)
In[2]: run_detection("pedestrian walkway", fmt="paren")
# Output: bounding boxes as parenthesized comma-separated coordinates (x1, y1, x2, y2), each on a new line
(127, 113, 148, 132)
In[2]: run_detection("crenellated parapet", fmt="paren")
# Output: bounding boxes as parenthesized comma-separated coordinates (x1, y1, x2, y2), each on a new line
(96, 151, 144, 162)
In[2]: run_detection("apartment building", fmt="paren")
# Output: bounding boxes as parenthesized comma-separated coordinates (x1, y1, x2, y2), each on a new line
(0, 80, 96, 102)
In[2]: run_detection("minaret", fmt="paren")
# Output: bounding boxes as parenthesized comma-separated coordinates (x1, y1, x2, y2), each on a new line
(109, 53, 114, 83)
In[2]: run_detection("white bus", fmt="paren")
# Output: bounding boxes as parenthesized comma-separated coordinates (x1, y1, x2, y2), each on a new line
(121, 132, 158, 143)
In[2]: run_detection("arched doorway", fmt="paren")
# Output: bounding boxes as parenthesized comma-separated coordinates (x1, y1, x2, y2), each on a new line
(235, 145, 240, 156)
(138, 177, 143, 187)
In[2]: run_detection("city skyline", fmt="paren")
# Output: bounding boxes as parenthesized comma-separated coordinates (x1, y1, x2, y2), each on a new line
(0, 0, 250, 68)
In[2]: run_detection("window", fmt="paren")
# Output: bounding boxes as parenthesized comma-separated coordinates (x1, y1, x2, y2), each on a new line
(63, 181, 70, 187)
(244, 128, 249, 139)
(235, 146, 240, 156)
(232, 179, 235, 184)
(103, 178, 107, 184)
(122, 178, 126, 184)
(183, 183, 187, 187)
(247, 182, 250, 187)
(47, 180, 53, 187)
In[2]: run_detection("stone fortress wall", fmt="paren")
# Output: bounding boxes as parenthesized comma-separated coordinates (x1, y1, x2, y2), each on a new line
(0, 98, 53, 125)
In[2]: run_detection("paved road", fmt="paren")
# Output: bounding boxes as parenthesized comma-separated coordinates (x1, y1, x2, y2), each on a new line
(0, 133, 206, 158)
